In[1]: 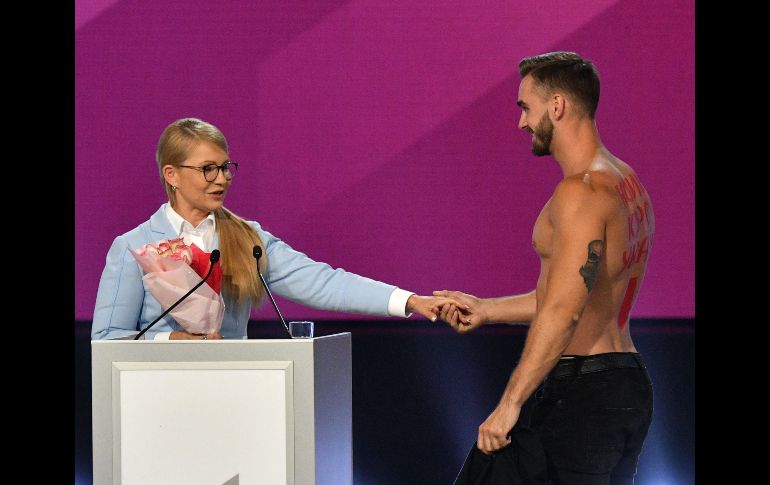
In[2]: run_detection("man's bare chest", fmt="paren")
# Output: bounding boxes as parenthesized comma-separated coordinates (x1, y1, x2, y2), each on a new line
(531, 199, 553, 259)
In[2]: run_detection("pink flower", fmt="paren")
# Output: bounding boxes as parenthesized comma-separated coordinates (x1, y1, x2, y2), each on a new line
(137, 237, 192, 265)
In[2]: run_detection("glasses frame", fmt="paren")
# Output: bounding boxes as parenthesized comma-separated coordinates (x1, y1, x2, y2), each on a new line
(178, 161, 238, 182)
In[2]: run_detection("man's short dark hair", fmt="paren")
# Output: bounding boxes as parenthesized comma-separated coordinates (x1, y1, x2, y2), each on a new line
(519, 51, 600, 119)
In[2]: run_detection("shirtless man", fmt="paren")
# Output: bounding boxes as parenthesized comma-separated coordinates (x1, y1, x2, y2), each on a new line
(436, 52, 654, 484)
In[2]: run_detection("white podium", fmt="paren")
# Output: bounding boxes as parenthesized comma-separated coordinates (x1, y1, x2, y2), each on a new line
(91, 333, 352, 485)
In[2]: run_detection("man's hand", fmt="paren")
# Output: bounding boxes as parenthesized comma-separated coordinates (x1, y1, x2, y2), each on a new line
(406, 295, 462, 322)
(477, 402, 521, 454)
(433, 290, 488, 333)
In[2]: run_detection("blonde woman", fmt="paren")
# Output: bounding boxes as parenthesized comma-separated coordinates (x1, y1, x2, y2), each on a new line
(92, 118, 456, 340)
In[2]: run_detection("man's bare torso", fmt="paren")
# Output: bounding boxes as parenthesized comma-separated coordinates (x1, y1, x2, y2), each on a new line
(532, 155, 654, 355)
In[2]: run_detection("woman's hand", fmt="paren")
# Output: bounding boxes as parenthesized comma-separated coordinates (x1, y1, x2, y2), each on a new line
(433, 290, 488, 333)
(406, 294, 464, 322)
(169, 330, 223, 340)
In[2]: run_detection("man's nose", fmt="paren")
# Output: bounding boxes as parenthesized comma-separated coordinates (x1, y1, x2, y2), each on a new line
(517, 111, 527, 130)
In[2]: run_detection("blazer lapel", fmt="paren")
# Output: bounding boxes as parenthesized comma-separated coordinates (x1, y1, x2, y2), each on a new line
(148, 204, 178, 240)
(147, 203, 220, 250)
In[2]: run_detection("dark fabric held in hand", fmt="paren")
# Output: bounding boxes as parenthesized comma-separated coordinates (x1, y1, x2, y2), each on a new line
(453, 426, 549, 485)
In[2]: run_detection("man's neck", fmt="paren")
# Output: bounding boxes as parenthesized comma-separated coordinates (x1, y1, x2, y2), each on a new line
(551, 122, 603, 177)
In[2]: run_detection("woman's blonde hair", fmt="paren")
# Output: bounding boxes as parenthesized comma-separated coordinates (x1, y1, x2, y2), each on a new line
(156, 117, 265, 306)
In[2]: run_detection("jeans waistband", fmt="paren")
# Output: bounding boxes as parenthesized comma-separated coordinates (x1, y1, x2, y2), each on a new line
(548, 352, 645, 379)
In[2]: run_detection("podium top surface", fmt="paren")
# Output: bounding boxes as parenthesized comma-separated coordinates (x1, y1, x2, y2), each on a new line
(91, 331, 352, 366)
(93, 332, 351, 344)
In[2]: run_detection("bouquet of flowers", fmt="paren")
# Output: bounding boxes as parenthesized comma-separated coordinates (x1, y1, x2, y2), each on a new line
(130, 237, 225, 334)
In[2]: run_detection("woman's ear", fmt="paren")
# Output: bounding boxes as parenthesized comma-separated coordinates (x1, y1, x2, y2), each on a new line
(162, 164, 178, 187)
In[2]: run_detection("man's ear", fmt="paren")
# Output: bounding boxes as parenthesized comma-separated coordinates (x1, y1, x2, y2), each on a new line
(552, 94, 566, 120)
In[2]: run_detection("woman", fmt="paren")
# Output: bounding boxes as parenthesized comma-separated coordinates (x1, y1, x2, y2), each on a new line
(92, 118, 455, 340)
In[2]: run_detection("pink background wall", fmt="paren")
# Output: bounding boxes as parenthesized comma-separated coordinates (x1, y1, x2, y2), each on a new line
(76, 0, 694, 320)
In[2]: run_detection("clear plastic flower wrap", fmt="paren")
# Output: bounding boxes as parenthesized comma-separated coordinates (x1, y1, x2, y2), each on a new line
(130, 238, 224, 335)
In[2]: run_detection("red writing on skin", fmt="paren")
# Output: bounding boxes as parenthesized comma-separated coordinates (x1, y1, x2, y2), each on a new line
(627, 201, 651, 239)
(617, 173, 651, 270)
(623, 236, 650, 268)
(614, 173, 647, 209)
(618, 277, 638, 329)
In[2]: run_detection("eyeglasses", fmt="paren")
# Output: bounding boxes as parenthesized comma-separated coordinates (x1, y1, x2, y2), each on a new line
(178, 161, 239, 182)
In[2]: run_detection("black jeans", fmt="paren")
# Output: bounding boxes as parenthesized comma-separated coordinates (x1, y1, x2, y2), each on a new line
(530, 353, 653, 485)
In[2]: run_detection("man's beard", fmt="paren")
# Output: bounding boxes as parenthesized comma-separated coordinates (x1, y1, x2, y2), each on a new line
(531, 112, 554, 156)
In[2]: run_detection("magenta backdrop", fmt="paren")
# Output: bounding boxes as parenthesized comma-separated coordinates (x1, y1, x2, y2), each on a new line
(76, 0, 694, 320)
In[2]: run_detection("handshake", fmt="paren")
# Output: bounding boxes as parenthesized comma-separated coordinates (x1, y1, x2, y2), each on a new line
(406, 290, 486, 333)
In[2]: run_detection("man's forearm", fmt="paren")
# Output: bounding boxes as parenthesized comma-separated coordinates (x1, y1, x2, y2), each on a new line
(500, 307, 578, 407)
(484, 290, 537, 324)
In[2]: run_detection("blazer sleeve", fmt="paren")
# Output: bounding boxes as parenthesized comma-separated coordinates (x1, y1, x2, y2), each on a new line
(255, 224, 396, 316)
(91, 235, 146, 340)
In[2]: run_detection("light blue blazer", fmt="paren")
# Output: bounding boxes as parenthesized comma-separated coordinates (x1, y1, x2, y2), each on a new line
(92, 204, 397, 340)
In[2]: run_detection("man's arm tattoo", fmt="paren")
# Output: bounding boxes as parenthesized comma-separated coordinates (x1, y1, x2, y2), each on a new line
(579, 240, 604, 291)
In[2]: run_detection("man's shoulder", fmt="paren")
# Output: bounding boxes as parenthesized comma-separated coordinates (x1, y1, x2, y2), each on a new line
(554, 172, 617, 200)
(551, 172, 620, 216)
